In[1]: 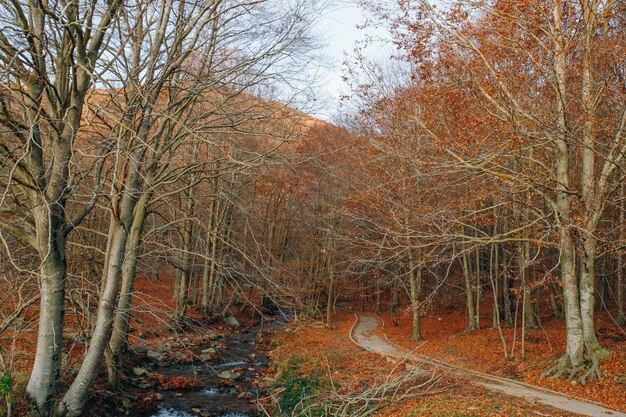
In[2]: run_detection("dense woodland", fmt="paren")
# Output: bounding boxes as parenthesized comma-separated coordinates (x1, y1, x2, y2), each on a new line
(0, 0, 625, 416)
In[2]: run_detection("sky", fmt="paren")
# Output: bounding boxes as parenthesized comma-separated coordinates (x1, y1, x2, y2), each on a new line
(310, 2, 394, 121)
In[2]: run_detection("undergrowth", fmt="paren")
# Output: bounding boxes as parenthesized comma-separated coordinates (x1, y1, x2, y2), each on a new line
(275, 355, 331, 417)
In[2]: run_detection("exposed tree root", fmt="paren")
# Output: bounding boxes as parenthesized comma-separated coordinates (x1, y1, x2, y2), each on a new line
(542, 346, 609, 385)
(457, 326, 477, 336)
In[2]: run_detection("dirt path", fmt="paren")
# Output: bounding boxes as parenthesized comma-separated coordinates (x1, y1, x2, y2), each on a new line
(350, 314, 625, 417)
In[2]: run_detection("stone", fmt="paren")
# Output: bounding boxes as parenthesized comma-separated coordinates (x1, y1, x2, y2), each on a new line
(155, 393, 164, 400)
(223, 314, 241, 328)
(147, 350, 165, 361)
(174, 352, 191, 363)
(175, 392, 183, 397)
(200, 353, 214, 362)
(132, 367, 148, 377)
(201, 347, 217, 355)
(130, 344, 148, 355)
(217, 370, 242, 381)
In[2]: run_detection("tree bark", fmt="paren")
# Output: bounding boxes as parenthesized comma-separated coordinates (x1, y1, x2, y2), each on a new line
(408, 248, 422, 340)
(521, 238, 538, 330)
(462, 251, 478, 331)
(618, 183, 625, 325)
(57, 218, 129, 417)
(27, 245, 67, 416)
(475, 244, 481, 329)
(374, 279, 381, 314)
(106, 196, 150, 389)
(390, 280, 399, 326)
(548, 280, 564, 319)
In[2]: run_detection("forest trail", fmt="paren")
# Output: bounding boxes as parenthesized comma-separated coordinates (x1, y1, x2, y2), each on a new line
(351, 314, 626, 417)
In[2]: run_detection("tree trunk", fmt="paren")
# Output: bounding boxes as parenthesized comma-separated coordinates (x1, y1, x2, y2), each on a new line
(201, 199, 219, 312)
(579, 238, 606, 370)
(549, 280, 564, 319)
(618, 252, 625, 325)
(544, 0, 592, 378)
(409, 268, 422, 340)
(324, 235, 335, 329)
(491, 240, 499, 330)
(176, 274, 189, 323)
(408, 249, 422, 340)
(106, 198, 149, 389)
(617, 183, 625, 325)
(558, 232, 587, 369)
(462, 251, 478, 331)
(489, 240, 508, 361)
(374, 279, 381, 313)
(26, 247, 67, 416)
(325, 271, 334, 329)
(475, 245, 481, 328)
(390, 280, 399, 326)
(521, 239, 538, 329)
(324, 219, 336, 329)
(57, 219, 129, 417)
(503, 265, 512, 327)
(175, 177, 197, 324)
(202, 168, 221, 312)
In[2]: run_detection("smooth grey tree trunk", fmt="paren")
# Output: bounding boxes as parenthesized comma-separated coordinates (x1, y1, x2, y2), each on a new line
(618, 185, 625, 325)
(106, 196, 150, 389)
(390, 280, 400, 326)
(475, 245, 481, 329)
(374, 280, 381, 314)
(520, 238, 538, 329)
(548, 280, 564, 319)
(27, 242, 67, 415)
(202, 197, 220, 313)
(548, 0, 587, 374)
(56, 218, 130, 417)
(409, 266, 423, 341)
(176, 180, 197, 324)
(462, 251, 478, 331)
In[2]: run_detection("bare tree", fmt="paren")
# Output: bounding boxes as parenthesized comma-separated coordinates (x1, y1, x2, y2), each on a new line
(0, 1, 122, 414)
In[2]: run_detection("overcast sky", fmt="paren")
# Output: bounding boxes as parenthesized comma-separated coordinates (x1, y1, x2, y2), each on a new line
(311, 2, 394, 121)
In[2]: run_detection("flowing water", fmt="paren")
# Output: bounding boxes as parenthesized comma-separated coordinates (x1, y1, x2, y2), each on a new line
(145, 326, 271, 417)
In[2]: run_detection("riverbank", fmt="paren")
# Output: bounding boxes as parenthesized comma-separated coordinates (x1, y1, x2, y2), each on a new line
(111, 321, 276, 417)
(86, 291, 282, 417)
(0, 275, 280, 417)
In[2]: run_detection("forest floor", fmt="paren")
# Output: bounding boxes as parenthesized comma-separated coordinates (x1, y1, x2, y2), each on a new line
(352, 313, 625, 417)
(376, 308, 626, 414)
(3, 277, 626, 416)
(270, 312, 602, 417)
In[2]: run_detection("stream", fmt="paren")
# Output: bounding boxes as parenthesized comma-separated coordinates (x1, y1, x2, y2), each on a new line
(139, 324, 272, 417)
